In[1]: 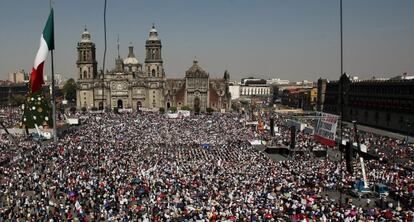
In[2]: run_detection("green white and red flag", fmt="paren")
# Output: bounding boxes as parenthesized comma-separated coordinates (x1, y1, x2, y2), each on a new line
(30, 9, 54, 93)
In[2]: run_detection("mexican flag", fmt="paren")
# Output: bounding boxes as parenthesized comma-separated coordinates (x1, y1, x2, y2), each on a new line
(30, 9, 54, 93)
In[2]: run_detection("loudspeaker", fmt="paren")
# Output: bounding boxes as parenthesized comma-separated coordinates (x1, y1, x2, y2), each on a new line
(290, 126, 296, 149)
(270, 118, 275, 136)
(345, 142, 353, 175)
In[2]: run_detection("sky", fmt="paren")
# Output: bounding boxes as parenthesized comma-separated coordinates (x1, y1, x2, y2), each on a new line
(0, 0, 413, 82)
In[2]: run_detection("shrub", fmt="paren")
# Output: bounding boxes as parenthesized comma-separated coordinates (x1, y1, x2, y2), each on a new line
(159, 107, 165, 114)
(169, 107, 177, 113)
(181, 105, 191, 111)
(69, 107, 77, 114)
(206, 107, 214, 114)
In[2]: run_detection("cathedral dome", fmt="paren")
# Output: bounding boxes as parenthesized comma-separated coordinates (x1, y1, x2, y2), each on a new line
(185, 59, 209, 78)
(123, 57, 139, 65)
(123, 45, 139, 65)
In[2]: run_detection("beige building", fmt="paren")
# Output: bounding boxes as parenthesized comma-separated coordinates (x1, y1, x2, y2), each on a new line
(8, 69, 26, 84)
(76, 25, 231, 111)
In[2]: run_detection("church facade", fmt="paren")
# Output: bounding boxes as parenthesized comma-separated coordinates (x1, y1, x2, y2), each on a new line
(76, 26, 231, 112)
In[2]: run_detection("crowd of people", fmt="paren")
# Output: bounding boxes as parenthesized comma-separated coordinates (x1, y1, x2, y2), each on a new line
(0, 107, 22, 128)
(0, 109, 413, 221)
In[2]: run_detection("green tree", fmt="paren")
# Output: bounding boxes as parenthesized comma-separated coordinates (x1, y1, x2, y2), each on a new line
(169, 107, 177, 113)
(62, 78, 77, 102)
(159, 107, 165, 114)
(206, 107, 214, 114)
(69, 106, 77, 114)
(181, 105, 191, 111)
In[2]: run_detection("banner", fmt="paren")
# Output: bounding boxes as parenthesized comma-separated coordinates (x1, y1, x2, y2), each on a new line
(314, 112, 338, 146)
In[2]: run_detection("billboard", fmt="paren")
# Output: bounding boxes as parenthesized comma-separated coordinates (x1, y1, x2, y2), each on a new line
(314, 112, 338, 146)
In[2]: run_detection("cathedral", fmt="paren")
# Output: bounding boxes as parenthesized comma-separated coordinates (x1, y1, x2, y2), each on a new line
(76, 25, 231, 112)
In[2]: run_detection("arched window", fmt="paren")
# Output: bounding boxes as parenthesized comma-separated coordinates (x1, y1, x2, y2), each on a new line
(83, 51, 86, 61)
(152, 69, 155, 77)
(83, 71, 87, 79)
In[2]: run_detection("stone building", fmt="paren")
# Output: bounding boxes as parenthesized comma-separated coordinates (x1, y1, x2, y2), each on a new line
(317, 73, 414, 135)
(76, 25, 231, 111)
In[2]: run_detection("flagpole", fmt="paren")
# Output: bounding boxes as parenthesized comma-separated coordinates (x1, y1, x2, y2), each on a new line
(50, 2, 57, 143)
(51, 48, 57, 142)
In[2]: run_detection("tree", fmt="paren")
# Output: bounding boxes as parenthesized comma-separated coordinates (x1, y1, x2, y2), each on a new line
(169, 107, 177, 113)
(181, 106, 191, 111)
(206, 107, 214, 114)
(113, 107, 119, 114)
(62, 78, 77, 103)
(69, 106, 77, 114)
(159, 107, 165, 114)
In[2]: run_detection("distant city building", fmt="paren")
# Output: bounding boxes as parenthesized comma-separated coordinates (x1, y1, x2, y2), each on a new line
(317, 73, 414, 135)
(281, 87, 317, 110)
(8, 69, 26, 84)
(241, 77, 267, 86)
(228, 82, 240, 100)
(266, 78, 290, 85)
(76, 26, 230, 111)
(237, 77, 271, 97)
(0, 82, 27, 106)
(240, 85, 271, 96)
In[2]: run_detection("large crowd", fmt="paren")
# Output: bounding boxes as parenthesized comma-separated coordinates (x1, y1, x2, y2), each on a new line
(0, 108, 413, 221)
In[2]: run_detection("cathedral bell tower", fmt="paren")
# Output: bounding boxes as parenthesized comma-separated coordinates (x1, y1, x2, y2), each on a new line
(145, 24, 164, 78)
(76, 27, 97, 80)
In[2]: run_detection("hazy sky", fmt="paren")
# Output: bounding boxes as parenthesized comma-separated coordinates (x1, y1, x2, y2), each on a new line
(1, 0, 413, 82)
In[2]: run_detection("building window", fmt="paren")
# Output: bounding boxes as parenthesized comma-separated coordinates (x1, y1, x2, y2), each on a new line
(152, 69, 155, 77)
(83, 71, 87, 79)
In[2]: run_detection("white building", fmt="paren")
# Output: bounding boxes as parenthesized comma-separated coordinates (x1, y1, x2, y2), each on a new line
(240, 85, 271, 96)
(267, 78, 290, 85)
(228, 84, 240, 100)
